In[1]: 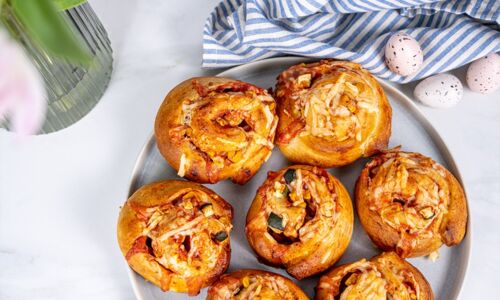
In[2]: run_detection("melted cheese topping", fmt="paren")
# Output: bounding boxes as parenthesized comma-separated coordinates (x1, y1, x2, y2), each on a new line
(178, 154, 188, 177)
(181, 99, 210, 125)
(331, 259, 420, 300)
(367, 151, 450, 254)
(340, 271, 387, 300)
(428, 250, 439, 262)
(227, 274, 297, 300)
(141, 189, 231, 278)
(267, 168, 337, 242)
(262, 105, 275, 130)
(299, 73, 379, 145)
(246, 166, 343, 277)
(175, 87, 276, 178)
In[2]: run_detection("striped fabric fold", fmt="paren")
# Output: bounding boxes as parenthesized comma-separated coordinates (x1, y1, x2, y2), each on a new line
(203, 0, 500, 83)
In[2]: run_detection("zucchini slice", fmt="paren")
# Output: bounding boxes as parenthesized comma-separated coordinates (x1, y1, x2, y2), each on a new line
(284, 169, 295, 184)
(200, 203, 214, 217)
(419, 207, 435, 220)
(267, 212, 284, 231)
(213, 231, 228, 242)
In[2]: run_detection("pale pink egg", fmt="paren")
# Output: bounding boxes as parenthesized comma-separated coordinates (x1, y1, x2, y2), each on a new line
(466, 53, 500, 94)
(385, 32, 423, 77)
(414, 74, 463, 108)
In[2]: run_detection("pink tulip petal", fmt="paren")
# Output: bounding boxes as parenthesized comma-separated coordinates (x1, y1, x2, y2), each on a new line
(0, 30, 46, 135)
(11, 92, 46, 135)
(0, 89, 16, 119)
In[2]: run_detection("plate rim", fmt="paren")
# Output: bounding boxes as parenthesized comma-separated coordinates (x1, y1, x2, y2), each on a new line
(124, 56, 472, 300)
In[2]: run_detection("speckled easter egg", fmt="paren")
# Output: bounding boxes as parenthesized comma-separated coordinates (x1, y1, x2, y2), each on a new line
(414, 74, 463, 108)
(385, 32, 423, 76)
(466, 53, 500, 94)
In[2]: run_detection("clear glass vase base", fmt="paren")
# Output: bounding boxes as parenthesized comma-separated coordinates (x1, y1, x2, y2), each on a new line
(0, 3, 113, 134)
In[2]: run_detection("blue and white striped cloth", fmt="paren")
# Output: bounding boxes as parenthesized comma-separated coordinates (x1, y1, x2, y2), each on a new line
(203, 0, 500, 83)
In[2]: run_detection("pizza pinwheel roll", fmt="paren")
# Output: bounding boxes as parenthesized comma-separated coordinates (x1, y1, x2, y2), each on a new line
(117, 180, 233, 295)
(355, 149, 468, 257)
(274, 60, 391, 167)
(155, 77, 278, 184)
(207, 269, 309, 300)
(316, 252, 434, 300)
(246, 165, 353, 279)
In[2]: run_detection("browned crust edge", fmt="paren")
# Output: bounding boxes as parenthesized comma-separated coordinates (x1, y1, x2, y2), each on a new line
(246, 165, 353, 279)
(315, 252, 434, 300)
(207, 269, 309, 300)
(117, 180, 233, 295)
(355, 150, 468, 257)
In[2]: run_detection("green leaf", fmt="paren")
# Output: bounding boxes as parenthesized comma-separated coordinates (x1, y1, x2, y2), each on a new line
(53, 0, 87, 11)
(12, 0, 91, 65)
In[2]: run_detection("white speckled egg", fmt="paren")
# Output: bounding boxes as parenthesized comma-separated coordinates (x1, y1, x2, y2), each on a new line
(414, 74, 463, 108)
(466, 53, 500, 94)
(385, 32, 423, 76)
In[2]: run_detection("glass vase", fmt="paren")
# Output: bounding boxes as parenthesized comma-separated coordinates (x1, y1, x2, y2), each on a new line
(0, 2, 113, 134)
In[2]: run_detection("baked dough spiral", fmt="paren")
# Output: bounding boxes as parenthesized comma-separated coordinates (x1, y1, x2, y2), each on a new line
(316, 252, 434, 300)
(117, 180, 233, 295)
(207, 269, 309, 300)
(155, 77, 278, 184)
(355, 149, 468, 257)
(246, 165, 353, 279)
(275, 60, 391, 167)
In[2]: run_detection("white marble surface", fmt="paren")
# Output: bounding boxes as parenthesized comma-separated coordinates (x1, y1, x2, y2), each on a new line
(0, 1, 498, 299)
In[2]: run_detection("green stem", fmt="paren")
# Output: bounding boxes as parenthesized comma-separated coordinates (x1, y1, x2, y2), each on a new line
(53, 0, 87, 11)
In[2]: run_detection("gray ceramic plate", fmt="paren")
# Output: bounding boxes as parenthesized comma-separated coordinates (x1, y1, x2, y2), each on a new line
(126, 57, 471, 299)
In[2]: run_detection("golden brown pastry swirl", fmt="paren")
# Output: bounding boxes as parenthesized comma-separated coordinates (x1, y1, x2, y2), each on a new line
(246, 165, 353, 279)
(275, 60, 391, 167)
(355, 149, 467, 257)
(316, 252, 434, 300)
(207, 269, 309, 300)
(155, 77, 278, 184)
(117, 180, 233, 295)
